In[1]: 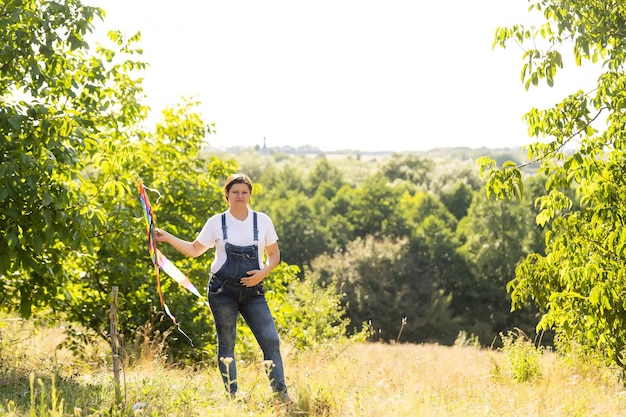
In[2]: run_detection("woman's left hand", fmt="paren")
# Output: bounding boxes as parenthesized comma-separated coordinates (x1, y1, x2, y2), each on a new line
(240, 270, 265, 287)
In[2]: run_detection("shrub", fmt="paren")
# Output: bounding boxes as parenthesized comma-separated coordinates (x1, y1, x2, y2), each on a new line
(499, 329, 543, 382)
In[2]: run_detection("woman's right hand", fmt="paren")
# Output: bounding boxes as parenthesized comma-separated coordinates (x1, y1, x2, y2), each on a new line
(155, 228, 168, 243)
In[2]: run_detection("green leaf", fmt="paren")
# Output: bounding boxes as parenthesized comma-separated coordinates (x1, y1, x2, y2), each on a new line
(7, 232, 19, 249)
(589, 286, 600, 306)
(8, 115, 23, 129)
(33, 235, 43, 254)
(42, 192, 54, 206)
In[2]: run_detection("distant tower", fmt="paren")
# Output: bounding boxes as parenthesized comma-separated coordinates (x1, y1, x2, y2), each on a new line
(262, 137, 268, 155)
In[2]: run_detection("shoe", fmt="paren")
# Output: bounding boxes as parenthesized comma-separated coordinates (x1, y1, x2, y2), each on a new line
(273, 390, 291, 403)
(229, 391, 248, 402)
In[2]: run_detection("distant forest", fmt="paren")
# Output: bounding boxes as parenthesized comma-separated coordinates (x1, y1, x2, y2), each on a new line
(204, 146, 554, 347)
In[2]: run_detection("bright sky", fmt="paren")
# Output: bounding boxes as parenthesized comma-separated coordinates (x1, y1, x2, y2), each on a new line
(88, 0, 600, 152)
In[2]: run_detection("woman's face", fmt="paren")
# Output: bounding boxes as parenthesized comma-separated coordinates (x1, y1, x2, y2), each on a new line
(227, 183, 251, 206)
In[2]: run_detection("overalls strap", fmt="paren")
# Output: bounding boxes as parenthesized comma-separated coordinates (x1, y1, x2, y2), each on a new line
(221, 212, 258, 243)
(253, 211, 258, 242)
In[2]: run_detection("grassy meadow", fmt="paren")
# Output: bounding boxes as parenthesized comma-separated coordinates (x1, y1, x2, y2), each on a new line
(1, 318, 626, 416)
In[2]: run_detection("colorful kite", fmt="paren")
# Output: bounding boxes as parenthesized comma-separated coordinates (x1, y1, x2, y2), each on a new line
(138, 177, 208, 346)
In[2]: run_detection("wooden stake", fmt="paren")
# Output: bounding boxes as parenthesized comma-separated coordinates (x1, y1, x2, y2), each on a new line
(109, 286, 121, 399)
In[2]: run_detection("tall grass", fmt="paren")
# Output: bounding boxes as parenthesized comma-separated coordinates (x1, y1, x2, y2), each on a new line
(1, 317, 626, 416)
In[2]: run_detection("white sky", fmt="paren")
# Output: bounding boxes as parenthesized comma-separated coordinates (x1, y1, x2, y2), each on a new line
(87, 0, 601, 152)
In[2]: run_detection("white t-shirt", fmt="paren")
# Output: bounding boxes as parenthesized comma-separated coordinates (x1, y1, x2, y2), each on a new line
(196, 208, 279, 273)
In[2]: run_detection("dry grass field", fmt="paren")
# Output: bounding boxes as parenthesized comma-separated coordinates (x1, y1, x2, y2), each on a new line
(1, 319, 626, 416)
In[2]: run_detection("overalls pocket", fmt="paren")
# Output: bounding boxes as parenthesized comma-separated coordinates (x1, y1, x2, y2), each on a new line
(208, 275, 224, 295)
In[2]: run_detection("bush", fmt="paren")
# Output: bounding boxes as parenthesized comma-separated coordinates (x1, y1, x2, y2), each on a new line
(499, 329, 543, 383)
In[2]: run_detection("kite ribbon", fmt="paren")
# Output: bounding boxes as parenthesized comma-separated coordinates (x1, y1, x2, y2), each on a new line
(138, 177, 207, 346)
(158, 251, 207, 301)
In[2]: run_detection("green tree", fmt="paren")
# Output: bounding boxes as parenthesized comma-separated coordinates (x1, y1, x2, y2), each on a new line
(304, 156, 346, 199)
(62, 99, 227, 357)
(1, 0, 353, 362)
(256, 162, 306, 198)
(0, 0, 234, 355)
(408, 215, 467, 344)
(310, 190, 466, 344)
(0, 1, 146, 316)
(323, 184, 359, 249)
(345, 176, 405, 239)
(310, 236, 424, 342)
(479, 1, 626, 368)
(456, 187, 541, 345)
(428, 158, 482, 220)
(379, 153, 434, 188)
(438, 182, 474, 220)
(397, 191, 458, 233)
(257, 190, 327, 270)
(254, 157, 347, 269)
(310, 230, 461, 344)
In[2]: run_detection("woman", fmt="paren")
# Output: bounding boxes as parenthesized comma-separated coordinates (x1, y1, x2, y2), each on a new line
(156, 173, 288, 398)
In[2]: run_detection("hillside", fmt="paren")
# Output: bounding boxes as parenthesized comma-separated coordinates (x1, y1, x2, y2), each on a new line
(1, 318, 625, 416)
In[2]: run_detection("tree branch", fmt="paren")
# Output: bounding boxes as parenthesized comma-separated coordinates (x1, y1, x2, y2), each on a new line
(517, 106, 607, 169)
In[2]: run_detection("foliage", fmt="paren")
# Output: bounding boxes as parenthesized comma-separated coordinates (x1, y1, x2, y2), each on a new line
(343, 176, 406, 239)
(455, 181, 545, 345)
(248, 150, 552, 347)
(428, 158, 482, 220)
(226, 262, 355, 356)
(277, 265, 355, 349)
(498, 329, 543, 383)
(379, 153, 434, 187)
(0, 0, 119, 316)
(5, 0, 606, 362)
(408, 215, 467, 344)
(309, 235, 460, 343)
(303, 156, 346, 199)
(0, 0, 368, 367)
(257, 190, 328, 269)
(66, 96, 227, 358)
(479, 0, 626, 370)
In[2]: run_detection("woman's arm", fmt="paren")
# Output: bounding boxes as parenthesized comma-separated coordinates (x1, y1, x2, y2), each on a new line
(262, 242, 280, 275)
(156, 229, 209, 258)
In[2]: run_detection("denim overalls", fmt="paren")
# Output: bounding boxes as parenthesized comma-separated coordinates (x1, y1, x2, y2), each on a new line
(207, 212, 287, 395)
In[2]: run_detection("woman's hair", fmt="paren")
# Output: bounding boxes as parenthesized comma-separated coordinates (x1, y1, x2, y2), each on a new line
(223, 173, 253, 200)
